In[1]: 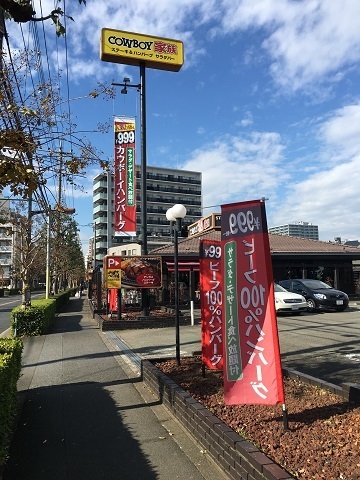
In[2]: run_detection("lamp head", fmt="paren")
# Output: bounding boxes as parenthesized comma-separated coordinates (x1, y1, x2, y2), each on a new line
(172, 204, 187, 219)
(121, 87, 127, 94)
(166, 208, 176, 222)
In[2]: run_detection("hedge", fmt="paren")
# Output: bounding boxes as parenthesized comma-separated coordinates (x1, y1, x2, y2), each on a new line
(0, 338, 23, 465)
(10, 289, 76, 337)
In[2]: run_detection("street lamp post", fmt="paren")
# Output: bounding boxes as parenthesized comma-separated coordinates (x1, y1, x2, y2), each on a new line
(166, 204, 187, 365)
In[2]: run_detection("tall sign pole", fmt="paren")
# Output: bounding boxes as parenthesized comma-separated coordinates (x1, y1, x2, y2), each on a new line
(140, 62, 147, 257)
(101, 29, 184, 316)
(139, 62, 149, 314)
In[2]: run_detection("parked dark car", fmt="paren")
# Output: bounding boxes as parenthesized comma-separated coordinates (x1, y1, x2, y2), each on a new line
(278, 279, 349, 312)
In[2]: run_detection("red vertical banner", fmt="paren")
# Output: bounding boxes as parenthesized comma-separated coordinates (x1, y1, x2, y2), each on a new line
(114, 117, 136, 237)
(221, 200, 285, 405)
(200, 240, 223, 370)
(108, 288, 118, 312)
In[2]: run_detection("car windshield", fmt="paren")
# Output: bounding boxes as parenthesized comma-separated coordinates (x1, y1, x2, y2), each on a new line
(274, 283, 288, 292)
(301, 279, 331, 289)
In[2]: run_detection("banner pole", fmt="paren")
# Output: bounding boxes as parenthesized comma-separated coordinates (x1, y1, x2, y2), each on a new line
(117, 289, 122, 321)
(282, 403, 289, 430)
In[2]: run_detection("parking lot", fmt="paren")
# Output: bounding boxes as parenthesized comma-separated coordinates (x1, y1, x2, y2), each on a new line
(276, 301, 360, 386)
(112, 300, 360, 388)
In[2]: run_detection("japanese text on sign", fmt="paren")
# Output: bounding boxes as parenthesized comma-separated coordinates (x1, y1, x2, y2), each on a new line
(101, 29, 184, 72)
(200, 240, 223, 370)
(224, 241, 242, 380)
(221, 199, 285, 406)
(114, 118, 136, 237)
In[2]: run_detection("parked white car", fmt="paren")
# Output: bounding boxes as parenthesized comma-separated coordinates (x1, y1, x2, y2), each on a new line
(274, 283, 307, 314)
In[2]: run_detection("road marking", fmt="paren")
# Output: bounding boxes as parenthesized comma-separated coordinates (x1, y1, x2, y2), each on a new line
(0, 328, 11, 338)
(345, 353, 360, 363)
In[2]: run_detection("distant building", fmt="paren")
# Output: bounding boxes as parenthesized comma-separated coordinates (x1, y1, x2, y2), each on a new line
(91, 165, 202, 267)
(269, 221, 319, 240)
(0, 196, 16, 287)
(344, 240, 360, 247)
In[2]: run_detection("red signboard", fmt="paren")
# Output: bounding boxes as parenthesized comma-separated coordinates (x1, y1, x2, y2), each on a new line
(221, 200, 285, 405)
(200, 240, 223, 370)
(114, 117, 136, 237)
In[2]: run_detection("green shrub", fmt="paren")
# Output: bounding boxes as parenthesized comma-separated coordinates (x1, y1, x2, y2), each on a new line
(10, 290, 75, 337)
(0, 338, 23, 465)
(11, 299, 56, 337)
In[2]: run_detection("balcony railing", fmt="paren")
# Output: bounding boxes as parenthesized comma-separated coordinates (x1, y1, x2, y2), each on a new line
(136, 172, 201, 185)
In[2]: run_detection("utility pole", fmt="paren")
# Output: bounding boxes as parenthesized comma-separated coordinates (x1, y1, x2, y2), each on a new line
(23, 195, 33, 306)
(0, 8, 5, 52)
(57, 141, 63, 206)
(53, 142, 63, 294)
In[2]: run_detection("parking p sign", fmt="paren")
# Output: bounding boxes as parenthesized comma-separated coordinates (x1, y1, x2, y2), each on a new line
(104, 256, 122, 289)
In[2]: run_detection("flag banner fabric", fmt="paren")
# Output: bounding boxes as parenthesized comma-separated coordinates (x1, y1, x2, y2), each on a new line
(221, 200, 285, 405)
(200, 240, 223, 370)
(114, 117, 136, 237)
(108, 288, 118, 312)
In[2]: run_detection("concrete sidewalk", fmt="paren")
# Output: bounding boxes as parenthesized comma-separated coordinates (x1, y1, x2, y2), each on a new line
(2, 297, 226, 480)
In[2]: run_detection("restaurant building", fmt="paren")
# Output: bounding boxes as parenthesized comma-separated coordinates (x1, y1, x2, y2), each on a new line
(152, 214, 360, 297)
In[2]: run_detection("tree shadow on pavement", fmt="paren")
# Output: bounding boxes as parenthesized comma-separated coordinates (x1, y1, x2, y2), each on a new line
(3, 379, 160, 480)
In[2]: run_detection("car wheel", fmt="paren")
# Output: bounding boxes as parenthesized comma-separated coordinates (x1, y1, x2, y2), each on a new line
(306, 298, 317, 311)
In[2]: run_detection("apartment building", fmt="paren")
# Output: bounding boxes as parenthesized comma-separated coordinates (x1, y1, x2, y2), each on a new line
(269, 221, 319, 240)
(92, 165, 202, 266)
(0, 197, 14, 286)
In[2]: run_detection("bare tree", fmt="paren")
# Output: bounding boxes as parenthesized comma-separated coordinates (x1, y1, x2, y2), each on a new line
(0, 47, 113, 306)
(0, 0, 86, 36)
(1, 49, 114, 197)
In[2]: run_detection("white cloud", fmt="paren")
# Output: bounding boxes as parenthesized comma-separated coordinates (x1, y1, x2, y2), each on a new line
(219, 0, 360, 92)
(238, 111, 253, 127)
(13, 0, 360, 95)
(181, 131, 288, 208)
(270, 103, 360, 240)
(271, 156, 360, 240)
(319, 103, 360, 158)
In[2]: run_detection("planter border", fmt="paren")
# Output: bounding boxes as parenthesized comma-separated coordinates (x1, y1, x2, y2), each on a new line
(90, 301, 194, 330)
(142, 359, 359, 479)
(142, 359, 294, 480)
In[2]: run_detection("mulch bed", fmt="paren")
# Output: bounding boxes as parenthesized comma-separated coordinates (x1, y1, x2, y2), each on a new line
(154, 356, 360, 480)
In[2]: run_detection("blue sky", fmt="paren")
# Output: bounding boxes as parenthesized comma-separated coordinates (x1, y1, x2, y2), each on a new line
(5, 0, 360, 254)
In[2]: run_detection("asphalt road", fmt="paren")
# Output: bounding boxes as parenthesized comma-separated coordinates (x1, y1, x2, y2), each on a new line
(0, 292, 44, 336)
(277, 302, 360, 386)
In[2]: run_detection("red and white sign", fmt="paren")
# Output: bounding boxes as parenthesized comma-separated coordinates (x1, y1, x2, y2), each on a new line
(108, 288, 118, 312)
(221, 200, 285, 405)
(200, 240, 223, 370)
(114, 117, 136, 237)
(107, 257, 121, 269)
